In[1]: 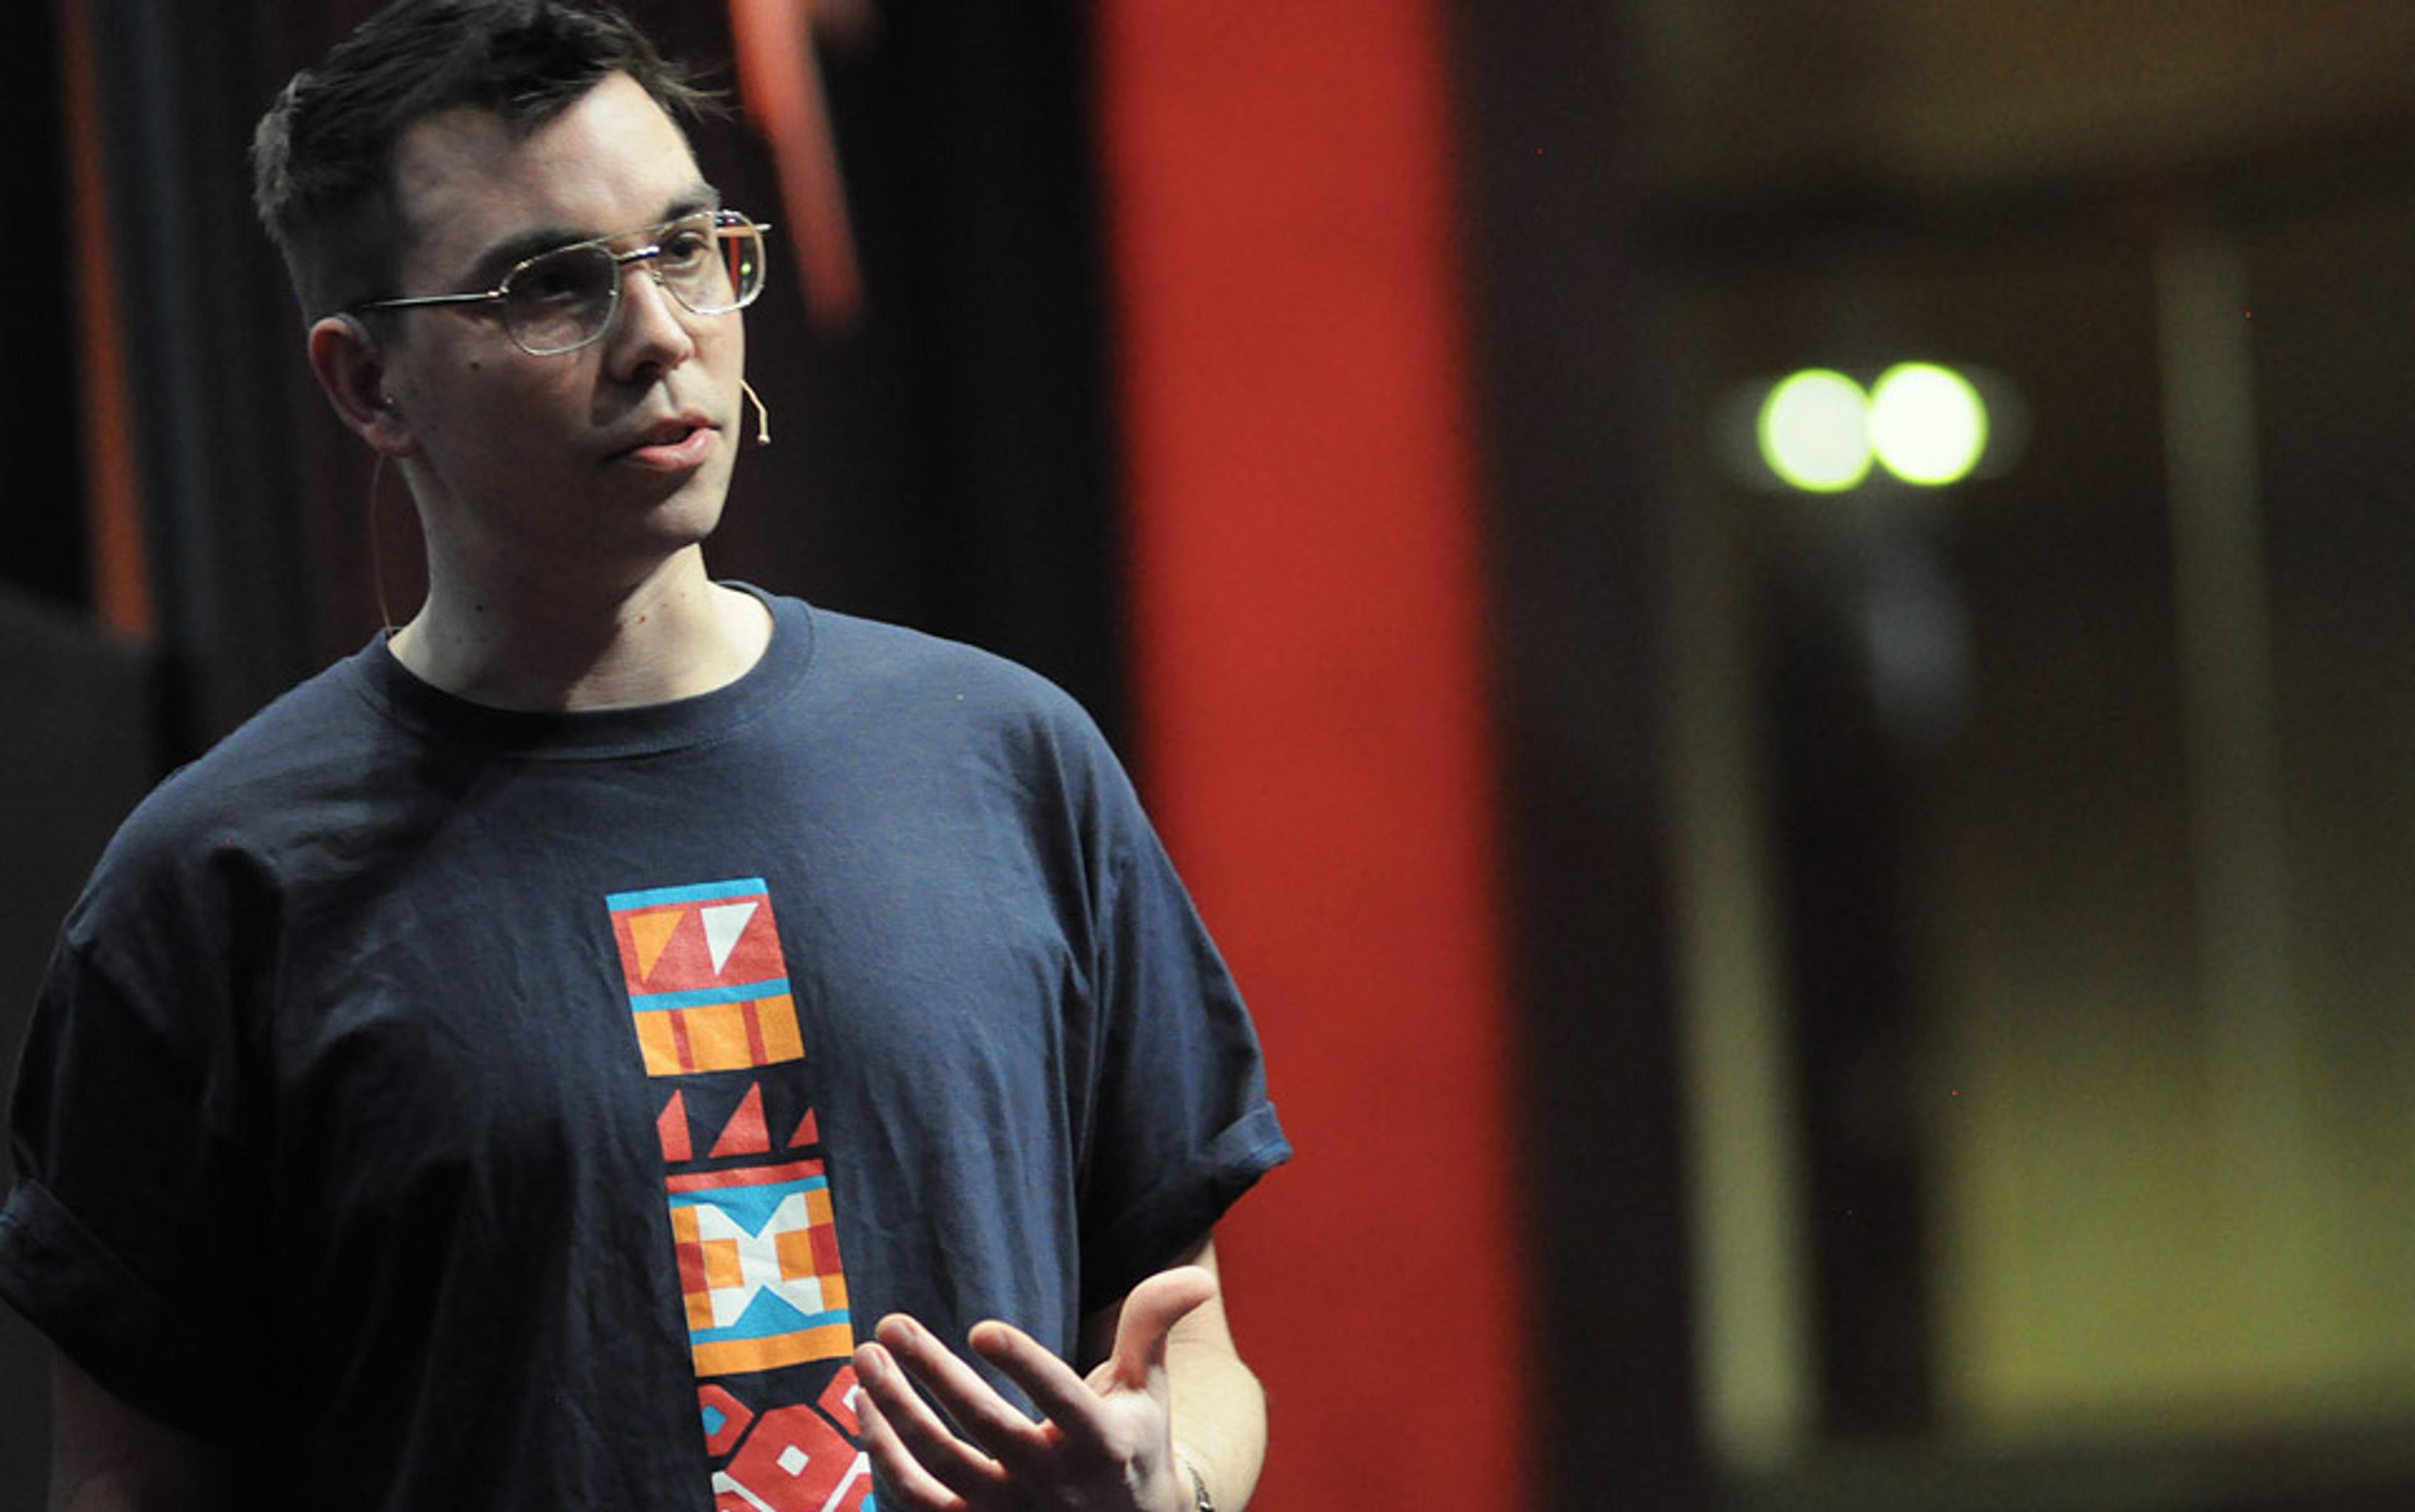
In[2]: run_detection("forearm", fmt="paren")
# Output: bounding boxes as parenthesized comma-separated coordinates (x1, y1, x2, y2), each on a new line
(1165, 1332, 1267, 1512)
(49, 1352, 227, 1512)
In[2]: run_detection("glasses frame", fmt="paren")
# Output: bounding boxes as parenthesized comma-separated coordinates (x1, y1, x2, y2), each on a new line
(350, 209, 772, 357)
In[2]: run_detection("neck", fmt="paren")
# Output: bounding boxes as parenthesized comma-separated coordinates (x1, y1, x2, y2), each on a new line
(389, 548, 772, 711)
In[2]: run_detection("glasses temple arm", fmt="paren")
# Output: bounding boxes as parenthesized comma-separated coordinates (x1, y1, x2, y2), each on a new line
(353, 289, 504, 314)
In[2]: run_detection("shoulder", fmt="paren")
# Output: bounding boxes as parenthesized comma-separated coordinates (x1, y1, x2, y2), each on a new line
(79, 652, 387, 908)
(772, 600, 1148, 830)
(801, 604, 1072, 702)
(148, 652, 382, 811)
(797, 603, 1106, 747)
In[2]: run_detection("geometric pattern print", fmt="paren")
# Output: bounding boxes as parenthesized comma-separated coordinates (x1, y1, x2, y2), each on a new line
(701, 1374, 877, 1512)
(606, 878, 805, 1076)
(667, 1158, 853, 1376)
(606, 877, 875, 1512)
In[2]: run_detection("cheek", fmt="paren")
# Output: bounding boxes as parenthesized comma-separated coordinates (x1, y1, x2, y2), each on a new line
(410, 370, 569, 463)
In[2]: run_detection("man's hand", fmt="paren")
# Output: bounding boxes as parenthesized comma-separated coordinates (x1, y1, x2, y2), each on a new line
(851, 1265, 1218, 1512)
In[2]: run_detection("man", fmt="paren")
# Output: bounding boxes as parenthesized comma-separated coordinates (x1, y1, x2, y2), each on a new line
(0, 3, 1289, 1508)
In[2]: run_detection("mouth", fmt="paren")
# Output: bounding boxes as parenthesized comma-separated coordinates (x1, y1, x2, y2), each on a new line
(608, 414, 722, 471)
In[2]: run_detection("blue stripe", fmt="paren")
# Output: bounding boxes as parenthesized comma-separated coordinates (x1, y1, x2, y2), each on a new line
(691, 1309, 852, 1345)
(693, 1287, 852, 1344)
(606, 877, 768, 911)
(669, 1175, 826, 1231)
(628, 979, 790, 1013)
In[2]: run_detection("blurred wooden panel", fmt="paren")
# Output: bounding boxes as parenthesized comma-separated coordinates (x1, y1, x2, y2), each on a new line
(1638, 0, 2415, 198)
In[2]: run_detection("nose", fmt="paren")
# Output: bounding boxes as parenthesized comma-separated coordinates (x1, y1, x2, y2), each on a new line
(604, 259, 698, 381)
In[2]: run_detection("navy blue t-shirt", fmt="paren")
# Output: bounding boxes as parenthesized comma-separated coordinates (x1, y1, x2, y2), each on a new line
(0, 590, 1289, 1509)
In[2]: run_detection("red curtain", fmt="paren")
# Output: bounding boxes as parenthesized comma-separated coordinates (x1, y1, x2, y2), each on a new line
(1094, 6, 1532, 1506)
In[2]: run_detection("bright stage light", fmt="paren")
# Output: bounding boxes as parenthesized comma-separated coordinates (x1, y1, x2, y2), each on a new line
(1757, 369, 1872, 493)
(1868, 362, 1989, 486)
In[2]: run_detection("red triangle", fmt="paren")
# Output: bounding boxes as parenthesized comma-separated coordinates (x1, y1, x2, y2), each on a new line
(709, 1084, 772, 1158)
(657, 1091, 692, 1164)
(788, 1107, 820, 1150)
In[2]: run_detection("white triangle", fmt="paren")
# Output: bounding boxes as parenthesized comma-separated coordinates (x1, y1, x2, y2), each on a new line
(701, 901, 758, 977)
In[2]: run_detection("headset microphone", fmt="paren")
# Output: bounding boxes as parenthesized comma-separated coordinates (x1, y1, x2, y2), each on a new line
(741, 381, 772, 446)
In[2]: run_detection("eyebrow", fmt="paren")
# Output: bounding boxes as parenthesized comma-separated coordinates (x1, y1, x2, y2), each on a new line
(460, 184, 723, 289)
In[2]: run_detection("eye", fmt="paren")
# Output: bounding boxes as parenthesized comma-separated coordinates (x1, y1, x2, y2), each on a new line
(506, 246, 613, 308)
(656, 225, 715, 274)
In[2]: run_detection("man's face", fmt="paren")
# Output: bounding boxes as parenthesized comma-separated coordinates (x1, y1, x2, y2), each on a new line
(375, 72, 747, 587)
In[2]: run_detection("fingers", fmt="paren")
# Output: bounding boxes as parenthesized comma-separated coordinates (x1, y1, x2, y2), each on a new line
(867, 1316, 1043, 1460)
(852, 1351, 972, 1511)
(963, 1318, 1109, 1455)
(1102, 1265, 1219, 1394)
(963, 1268, 1212, 1454)
(855, 1333, 1004, 1497)
(856, 1276, 1213, 1508)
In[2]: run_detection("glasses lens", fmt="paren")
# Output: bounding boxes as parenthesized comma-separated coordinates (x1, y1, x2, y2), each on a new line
(501, 243, 620, 355)
(659, 214, 764, 317)
(493, 214, 766, 354)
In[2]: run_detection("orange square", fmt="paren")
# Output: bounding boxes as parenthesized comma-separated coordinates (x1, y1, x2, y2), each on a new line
(669, 1206, 702, 1245)
(776, 1226, 821, 1282)
(684, 1003, 752, 1069)
(755, 995, 805, 1062)
(633, 1013, 684, 1076)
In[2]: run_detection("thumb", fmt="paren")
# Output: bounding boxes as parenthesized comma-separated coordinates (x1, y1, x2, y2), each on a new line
(1104, 1264, 1219, 1394)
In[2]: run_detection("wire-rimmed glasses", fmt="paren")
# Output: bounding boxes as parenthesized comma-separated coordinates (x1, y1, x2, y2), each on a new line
(350, 208, 770, 356)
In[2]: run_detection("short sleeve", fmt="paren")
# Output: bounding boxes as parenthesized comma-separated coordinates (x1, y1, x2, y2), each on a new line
(1072, 748, 1291, 1314)
(0, 870, 270, 1437)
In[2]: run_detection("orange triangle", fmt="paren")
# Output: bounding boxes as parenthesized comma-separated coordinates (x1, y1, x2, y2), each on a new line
(630, 909, 684, 983)
(657, 1091, 692, 1164)
(788, 1107, 820, 1150)
(709, 1083, 771, 1158)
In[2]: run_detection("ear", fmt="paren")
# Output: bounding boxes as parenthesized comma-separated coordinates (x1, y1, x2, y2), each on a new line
(308, 314, 416, 457)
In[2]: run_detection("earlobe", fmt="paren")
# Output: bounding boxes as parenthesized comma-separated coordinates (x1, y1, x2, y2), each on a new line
(308, 314, 415, 457)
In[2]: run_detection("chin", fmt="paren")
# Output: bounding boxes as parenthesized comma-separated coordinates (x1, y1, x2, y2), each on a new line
(628, 451, 737, 531)
(643, 492, 731, 555)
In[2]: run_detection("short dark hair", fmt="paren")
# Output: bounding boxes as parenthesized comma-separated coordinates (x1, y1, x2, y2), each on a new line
(251, 0, 721, 323)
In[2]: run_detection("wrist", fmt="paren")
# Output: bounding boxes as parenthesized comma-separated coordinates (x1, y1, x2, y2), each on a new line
(1170, 1447, 1214, 1512)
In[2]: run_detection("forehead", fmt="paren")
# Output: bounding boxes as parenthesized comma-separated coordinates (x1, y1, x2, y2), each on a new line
(388, 71, 705, 282)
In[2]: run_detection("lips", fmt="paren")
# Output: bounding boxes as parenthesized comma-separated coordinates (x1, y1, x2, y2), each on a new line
(609, 413, 721, 470)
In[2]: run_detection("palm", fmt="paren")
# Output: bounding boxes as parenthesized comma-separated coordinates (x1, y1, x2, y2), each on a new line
(852, 1265, 1219, 1512)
